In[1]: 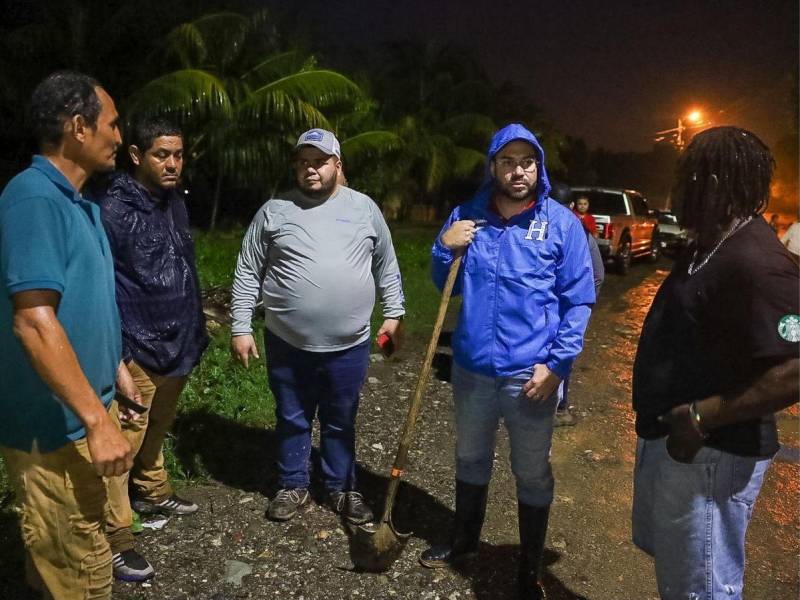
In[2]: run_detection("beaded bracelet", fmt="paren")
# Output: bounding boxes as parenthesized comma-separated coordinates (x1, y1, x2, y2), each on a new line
(688, 402, 709, 439)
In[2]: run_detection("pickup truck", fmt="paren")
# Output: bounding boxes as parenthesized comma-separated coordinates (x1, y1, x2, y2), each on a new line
(655, 210, 689, 255)
(570, 187, 660, 274)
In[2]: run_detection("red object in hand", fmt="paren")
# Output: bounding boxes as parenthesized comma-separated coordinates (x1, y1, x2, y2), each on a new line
(377, 332, 394, 357)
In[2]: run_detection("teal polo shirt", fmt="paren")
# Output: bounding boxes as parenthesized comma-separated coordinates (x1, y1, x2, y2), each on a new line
(0, 155, 122, 452)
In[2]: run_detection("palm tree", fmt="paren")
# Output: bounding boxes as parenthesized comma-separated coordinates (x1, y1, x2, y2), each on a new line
(354, 41, 500, 218)
(363, 41, 567, 217)
(125, 11, 368, 228)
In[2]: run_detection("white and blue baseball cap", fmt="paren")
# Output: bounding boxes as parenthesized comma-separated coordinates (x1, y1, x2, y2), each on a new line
(295, 128, 341, 158)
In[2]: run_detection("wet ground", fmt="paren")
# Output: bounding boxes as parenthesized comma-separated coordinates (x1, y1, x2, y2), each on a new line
(1, 257, 797, 599)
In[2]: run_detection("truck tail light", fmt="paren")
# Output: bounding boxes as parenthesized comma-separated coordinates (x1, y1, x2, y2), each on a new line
(603, 223, 614, 240)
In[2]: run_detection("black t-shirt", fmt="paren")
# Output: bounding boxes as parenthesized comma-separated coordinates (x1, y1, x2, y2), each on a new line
(633, 218, 799, 457)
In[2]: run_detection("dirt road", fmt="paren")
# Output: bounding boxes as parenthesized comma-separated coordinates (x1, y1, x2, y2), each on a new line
(2, 258, 797, 599)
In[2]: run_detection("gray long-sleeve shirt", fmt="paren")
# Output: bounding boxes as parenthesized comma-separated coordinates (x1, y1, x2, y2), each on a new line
(230, 186, 405, 351)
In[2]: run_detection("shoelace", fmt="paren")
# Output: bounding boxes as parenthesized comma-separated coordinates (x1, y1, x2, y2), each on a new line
(347, 492, 366, 509)
(329, 491, 347, 511)
(276, 489, 304, 504)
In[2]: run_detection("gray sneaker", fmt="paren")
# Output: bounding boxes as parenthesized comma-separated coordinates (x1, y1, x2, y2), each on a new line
(131, 494, 199, 516)
(267, 488, 310, 521)
(112, 549, 155, 582)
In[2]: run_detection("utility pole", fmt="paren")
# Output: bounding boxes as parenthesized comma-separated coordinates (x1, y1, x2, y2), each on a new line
(655, 111, 708, 150)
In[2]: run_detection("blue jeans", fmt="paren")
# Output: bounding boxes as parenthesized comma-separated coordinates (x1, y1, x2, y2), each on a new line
(265, 330, 370, 492)
(453, 362, 558, 507)
(632, 437, 772, 600)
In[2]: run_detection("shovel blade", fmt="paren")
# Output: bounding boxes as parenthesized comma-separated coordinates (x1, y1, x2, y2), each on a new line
(349, 520, 412, 572)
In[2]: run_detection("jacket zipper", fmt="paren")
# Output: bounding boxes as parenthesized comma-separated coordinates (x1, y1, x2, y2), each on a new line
(491, 228, 503, 375)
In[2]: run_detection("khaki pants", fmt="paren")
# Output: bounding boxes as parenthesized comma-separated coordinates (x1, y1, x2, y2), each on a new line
(1, 405, 120, 600)
(105, 361, 187, 553)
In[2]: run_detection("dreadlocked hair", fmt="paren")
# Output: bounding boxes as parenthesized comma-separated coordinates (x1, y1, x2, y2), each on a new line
(672, 126, 774, 241)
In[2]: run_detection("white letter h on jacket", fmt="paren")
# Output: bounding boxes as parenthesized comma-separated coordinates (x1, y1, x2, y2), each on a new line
(525, 220, 548, 241)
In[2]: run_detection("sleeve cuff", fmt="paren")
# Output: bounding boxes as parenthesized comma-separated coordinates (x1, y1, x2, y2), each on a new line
(432, 236, 455, 262)
(546, 357, 573, 381)
(6, 279, 65, 296)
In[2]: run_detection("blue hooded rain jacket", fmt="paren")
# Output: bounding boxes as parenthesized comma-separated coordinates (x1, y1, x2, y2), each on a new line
(431, 124, 595, 380)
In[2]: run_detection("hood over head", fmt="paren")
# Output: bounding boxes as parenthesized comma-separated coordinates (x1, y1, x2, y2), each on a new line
(484, 123, 551, 203)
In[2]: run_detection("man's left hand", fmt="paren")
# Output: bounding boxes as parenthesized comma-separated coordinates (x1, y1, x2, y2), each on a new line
(523, 364, 561, 402)
(116, 361, 143, 423)
(377, 318, 404, 354)
(658, 404, 705, 463)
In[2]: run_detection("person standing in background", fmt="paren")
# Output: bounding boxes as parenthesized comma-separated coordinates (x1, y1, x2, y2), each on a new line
(573, 195, 598, 238)
(550, 183, 604, 426)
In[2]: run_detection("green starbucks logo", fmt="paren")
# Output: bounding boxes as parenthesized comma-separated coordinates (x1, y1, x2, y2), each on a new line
(778, 314, 800, 343)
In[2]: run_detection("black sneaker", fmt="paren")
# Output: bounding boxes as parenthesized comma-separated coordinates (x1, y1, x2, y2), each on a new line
(131, 494, 199, 516)
(112, 549, 155, 582)
(267, 488, 310, 521)
(328, 490, 374, 525)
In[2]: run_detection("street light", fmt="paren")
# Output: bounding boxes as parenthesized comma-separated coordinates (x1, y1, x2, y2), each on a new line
(654, 109, 711, 150)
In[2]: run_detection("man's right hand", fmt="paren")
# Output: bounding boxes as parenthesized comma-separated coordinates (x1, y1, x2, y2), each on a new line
(86, 414, 132, 477)
(11, 290, 133, 477)
(231, 334, 260, 368)
(658, 404, 705, 464)
(441, 220, 477, 250)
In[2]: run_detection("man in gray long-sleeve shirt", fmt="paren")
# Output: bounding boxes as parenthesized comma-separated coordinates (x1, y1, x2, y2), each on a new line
(231, 128, 405, 524)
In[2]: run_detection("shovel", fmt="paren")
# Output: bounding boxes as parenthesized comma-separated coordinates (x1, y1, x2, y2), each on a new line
(350, 254, 463, 572)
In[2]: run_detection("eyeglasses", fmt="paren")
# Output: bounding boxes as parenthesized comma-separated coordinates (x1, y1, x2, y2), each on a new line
(495, 157, 537, 172)
(294, 158, 333, 170)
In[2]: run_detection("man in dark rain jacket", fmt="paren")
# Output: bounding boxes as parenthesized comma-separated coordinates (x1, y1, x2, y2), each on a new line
(95, 116, 208, 582)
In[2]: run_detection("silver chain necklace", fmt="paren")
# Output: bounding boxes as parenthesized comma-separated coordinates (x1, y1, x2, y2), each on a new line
(687, 216, 752, 276)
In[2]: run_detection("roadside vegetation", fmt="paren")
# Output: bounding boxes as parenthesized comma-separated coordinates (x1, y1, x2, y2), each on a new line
(0, 225, 442, 497)
(2, 4, 795, 221)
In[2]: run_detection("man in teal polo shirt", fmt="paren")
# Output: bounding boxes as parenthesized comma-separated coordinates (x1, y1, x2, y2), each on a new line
(0, 71, 135, 600)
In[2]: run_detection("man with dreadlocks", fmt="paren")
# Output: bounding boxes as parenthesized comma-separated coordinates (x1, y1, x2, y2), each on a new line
(631, 126, 799, 599)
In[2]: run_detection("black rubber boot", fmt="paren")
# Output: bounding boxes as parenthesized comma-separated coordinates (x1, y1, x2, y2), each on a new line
(518, 501, 550, 600)
(419, 480, 489, 568)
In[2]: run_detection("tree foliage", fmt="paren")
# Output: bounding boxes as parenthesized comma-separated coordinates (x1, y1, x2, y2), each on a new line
(0, 5, 569, 225)
(126, 10, 367, 227)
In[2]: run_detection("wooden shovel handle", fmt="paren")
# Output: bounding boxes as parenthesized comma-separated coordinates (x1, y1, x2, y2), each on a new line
(379, 253, 463, 523)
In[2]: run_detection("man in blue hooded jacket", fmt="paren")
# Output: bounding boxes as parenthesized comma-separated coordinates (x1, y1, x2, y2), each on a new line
(420, 124, 595, 599)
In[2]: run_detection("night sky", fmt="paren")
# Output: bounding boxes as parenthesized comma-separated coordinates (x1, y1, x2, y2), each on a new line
(280, 0, 798, 152)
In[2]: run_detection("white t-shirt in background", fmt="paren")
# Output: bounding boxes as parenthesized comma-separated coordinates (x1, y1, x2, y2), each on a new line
(781, 222, 800, 255)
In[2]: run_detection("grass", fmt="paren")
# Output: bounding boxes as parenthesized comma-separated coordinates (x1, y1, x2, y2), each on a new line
(386, 226, 452, 335)
(192, 229, 246, 289)
(0, 224, 443, 493)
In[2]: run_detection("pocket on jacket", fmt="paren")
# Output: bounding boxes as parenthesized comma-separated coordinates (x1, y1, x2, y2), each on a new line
(499, 238, 546, 280)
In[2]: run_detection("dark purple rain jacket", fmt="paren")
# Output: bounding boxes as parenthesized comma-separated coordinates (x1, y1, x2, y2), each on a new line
(96, 172, 208, 377)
